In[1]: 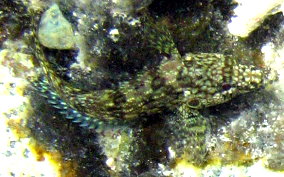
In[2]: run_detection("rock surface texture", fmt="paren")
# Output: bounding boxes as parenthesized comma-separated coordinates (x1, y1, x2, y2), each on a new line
(1, 0, 284, 176)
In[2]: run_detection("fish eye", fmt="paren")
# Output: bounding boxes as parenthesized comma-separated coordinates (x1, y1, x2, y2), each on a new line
(222, 83, 231, 91)
(188, 99, 200, 108)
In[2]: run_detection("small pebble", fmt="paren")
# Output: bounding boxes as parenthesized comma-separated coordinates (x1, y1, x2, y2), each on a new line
(38, 4, 75, 49)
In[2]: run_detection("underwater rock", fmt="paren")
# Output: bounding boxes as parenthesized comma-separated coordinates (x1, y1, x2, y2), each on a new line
(98, 127, 139, 175)
(3, 0, 284, 176)
(110, 0, 153, 14)
(0, 0, 30, 46)
(31, 0, 279, 171)
(228, 0, 284, 37)
(38, 4, 75, 49)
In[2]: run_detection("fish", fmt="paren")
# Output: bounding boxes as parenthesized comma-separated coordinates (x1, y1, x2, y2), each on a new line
(31, 3, 276, 129)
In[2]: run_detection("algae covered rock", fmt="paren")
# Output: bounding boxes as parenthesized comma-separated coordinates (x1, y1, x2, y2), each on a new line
(30, 0, 279, 174)
(3, 0, 284, 176)
(38, 4, 75, 49)
(0, 0, 30, 46)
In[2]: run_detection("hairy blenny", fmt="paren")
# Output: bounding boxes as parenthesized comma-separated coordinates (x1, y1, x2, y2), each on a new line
(32, 3, 276, 129)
